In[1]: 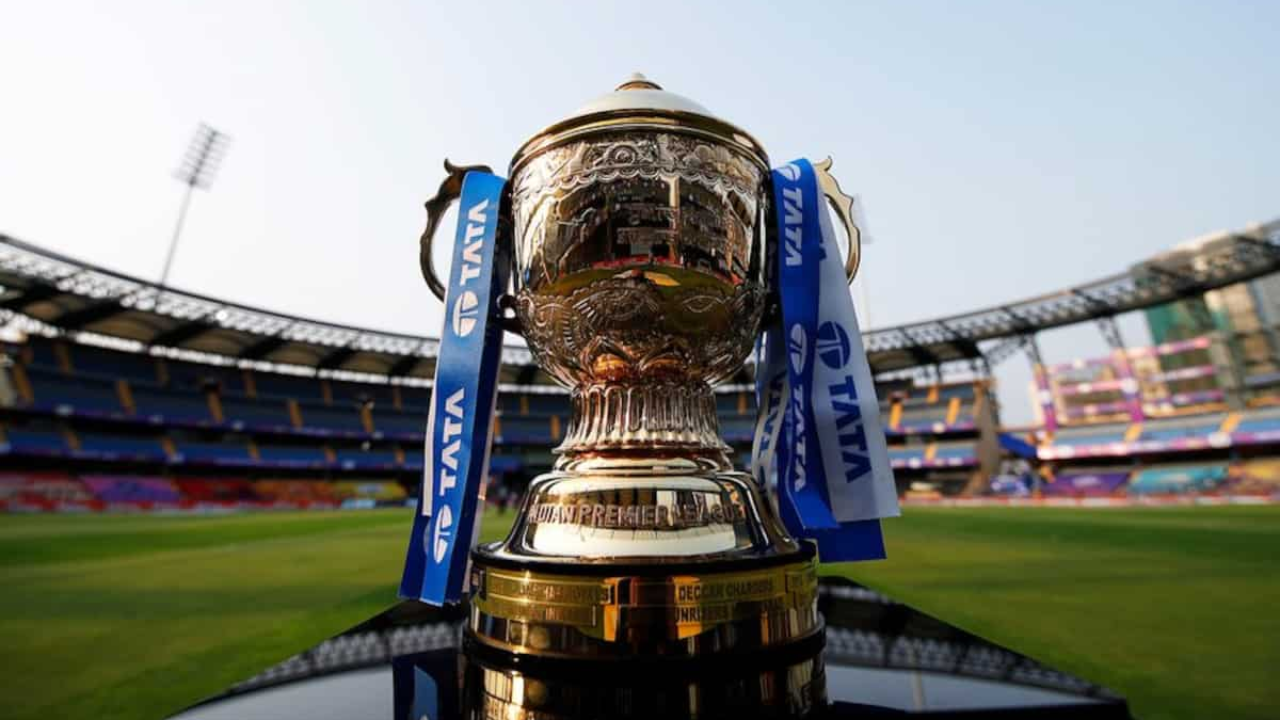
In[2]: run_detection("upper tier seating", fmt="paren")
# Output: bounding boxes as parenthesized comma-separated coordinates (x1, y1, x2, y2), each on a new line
(1050, 424, 1129, 447)
(1128, 463, 1227, 494)
(77, 431, 166, 459)
(1234, 408, 1280, 435)
(131, 386, 212, 422)
(26, 368, 123, 415)
(1137, 416, 1222, 443)
(330, 380, 395, 406)
(296, 402, 365, 433)
(71, 346, 157, 384)
(4, 427, 67, 454)
(933, 442, 978, 464)
(335, 447, 400, 468)
(371, 410, 425, 435)
(253, 373, 326, 401)
(174, 439, 253, 464)
(257, 443, 327, 465)
(219, 396, 294, 429)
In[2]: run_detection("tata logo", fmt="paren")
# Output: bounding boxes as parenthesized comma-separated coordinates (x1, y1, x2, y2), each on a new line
(817, 321, 851, 370)
(828, 375, 872, 484)
(788, 324, 807, 375)
(428, 387, 467, 566)
(452, 290, 478, 337)
(776, 163, 807, 267)
(458, 198, 491, 282)
(431, 505, 453, 562)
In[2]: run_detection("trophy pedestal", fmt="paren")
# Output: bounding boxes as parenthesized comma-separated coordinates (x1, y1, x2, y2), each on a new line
(467, 457, 823, 663)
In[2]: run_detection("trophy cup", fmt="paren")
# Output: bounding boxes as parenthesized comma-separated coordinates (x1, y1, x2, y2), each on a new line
(420, 75, 862, 717)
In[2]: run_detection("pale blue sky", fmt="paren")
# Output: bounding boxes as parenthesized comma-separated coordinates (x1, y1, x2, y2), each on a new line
(1, 1, 1276, 422)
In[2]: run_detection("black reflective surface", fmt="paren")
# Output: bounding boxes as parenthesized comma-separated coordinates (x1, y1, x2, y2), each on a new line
(170, 579, 1130, 719)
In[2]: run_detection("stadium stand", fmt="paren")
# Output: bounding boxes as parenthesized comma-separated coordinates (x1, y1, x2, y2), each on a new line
(2, 222, 1278, 512)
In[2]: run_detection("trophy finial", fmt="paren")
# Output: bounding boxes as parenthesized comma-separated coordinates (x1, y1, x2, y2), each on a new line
(616, 73, 662, 91)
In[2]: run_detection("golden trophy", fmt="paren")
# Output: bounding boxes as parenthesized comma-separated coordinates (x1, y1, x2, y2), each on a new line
(419, 75, 862, 717)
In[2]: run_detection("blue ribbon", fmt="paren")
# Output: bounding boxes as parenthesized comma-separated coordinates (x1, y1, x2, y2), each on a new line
(400, 171, 509, 605)
(756, 159, 892, 562)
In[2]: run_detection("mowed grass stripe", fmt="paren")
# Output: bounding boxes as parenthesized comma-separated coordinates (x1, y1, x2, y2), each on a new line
(836, 506, 1280, 720)
(1, 506, 1276, 720)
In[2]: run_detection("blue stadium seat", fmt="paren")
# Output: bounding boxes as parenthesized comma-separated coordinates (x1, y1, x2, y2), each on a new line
(933, 442, 977, 462)
(330, 381, 394, 406)
(497, 416, 552, 444)
(256, 443, 327, 465)
(335, 447, 400, 468)
(1233, 409, 1280, 434)
(372, 410, 425, 435)
(297, 402, 366, 433)
(937, 384, 976, 401)
(72, 345, 157, 384)
(399, 386, 432, 412)
(888, 446, 926, 463)
(252, 372, 324, 401)
(716, 393, 743, 416)
(26, 368, 124, 415)
(721, 416, 756, 443)
(131, 386, 212, 422)
(175, 440, 252, 463)
(166, 360, 242, 393)
(523, 394, 569, 416)
(25, 338, 62, 370)
(1138, 419, 1220, 443)
(4, 427, 67, 454)
(1052, 425, 1128, 447)
(77, 432, 167, 459)
(220, 395, 294, 429)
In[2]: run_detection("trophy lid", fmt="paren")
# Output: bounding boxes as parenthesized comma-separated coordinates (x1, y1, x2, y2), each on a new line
(510, 74, 768, 174)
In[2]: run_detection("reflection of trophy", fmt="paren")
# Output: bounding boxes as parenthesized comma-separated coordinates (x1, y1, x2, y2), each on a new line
(420, 75, 860, 716)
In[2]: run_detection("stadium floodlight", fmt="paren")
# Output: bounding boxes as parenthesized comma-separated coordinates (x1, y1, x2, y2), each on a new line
(160, 123, 231, 287)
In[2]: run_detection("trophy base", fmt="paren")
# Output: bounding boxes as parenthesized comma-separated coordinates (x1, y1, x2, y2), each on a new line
(467, 456, 823, 662)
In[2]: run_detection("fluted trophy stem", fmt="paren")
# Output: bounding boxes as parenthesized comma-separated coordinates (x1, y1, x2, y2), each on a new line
(556, 380, 729, 457)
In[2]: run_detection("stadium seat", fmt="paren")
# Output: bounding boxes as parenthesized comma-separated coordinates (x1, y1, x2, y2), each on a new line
(3, 427, 68, 454)
(1233, 408, 1280, 435)
(496, 416, 553, 444)
(76, 432, 167, 460)
(131, 386, 213, 422)
(174, 439, 253, 464)
(334, 447, 400, 468)
(297, 402, 366, 433)
(933, 442, 978, 464)
(71, 345, 158, 384)
(1128, 464, 1226, 494)
(399, 386, 432, 412)
(371, 410, 425, 436)
(252, 372, 325, 402)
(165, 360, 242, 393)
(721, 416, 756, 443)
(1138, 416, 1222, 443)
(330, 381, 394, 406)
(219, 395, 294, 429)
(26, 367, 124, 415)
(256, 443, 328, 466)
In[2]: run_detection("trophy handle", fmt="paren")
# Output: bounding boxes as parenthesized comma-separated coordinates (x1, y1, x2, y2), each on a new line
(420, 160, 524, 335)
(812, 157, 861, 285)
(420, 159, 495, 300)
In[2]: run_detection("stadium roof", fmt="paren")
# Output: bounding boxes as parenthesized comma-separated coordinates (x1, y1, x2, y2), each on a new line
(1, 219, 1277, 379)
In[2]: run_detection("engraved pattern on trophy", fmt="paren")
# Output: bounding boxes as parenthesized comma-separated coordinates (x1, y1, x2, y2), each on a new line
(509, 131, 767, 453)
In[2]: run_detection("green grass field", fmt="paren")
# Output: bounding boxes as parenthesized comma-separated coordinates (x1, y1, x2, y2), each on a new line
(1, 505, 1277, 720)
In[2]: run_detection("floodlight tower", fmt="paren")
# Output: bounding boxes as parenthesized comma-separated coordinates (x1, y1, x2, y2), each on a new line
(160, 123, 231, 287)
